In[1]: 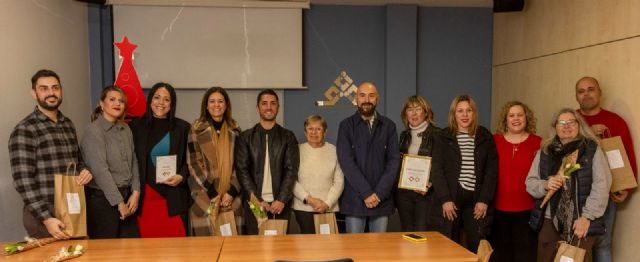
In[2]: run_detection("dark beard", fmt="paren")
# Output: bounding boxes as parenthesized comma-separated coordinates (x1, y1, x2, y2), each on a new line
(37, 95, 62, 110)
(358, 103, 376, 117)
(259, 111, 277, 121)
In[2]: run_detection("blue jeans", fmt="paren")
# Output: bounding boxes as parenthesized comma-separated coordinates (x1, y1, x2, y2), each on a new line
(345, 215, 388, 233)
(593, 198, 616, 262)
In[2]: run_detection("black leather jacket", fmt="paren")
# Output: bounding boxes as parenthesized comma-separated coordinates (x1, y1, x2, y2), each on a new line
(399, 124, 441, 156)
(234, 123, 299, 203)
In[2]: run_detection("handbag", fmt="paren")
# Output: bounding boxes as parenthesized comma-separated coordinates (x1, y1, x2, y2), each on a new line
(259, 219, 288, 235)
(313, 212, 339, 234)
(212, 210, 238, 236)
(554, 239, 585, 262)
(476, 239, 493, 262)
(54, 162, 87, 238)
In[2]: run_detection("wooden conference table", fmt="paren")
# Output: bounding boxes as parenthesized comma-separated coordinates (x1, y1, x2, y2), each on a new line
(3, 232, 476, 261)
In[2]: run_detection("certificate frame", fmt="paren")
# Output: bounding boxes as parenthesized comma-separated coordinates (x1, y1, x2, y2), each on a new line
(398, 154, 432, 191)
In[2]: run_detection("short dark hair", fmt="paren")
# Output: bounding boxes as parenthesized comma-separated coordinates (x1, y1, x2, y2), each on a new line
(31, 69, 60, 89)
(256, 89, 279, 105)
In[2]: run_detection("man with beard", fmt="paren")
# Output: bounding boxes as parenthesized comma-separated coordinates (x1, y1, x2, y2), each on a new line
(575, 76, 637, 262)
(9, 69, 93, 239)
(235, 89, 300, 234)
(336, 82, 400, 233)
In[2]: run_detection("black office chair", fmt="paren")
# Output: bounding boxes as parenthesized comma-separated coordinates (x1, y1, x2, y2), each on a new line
(274, 258, 353, 262)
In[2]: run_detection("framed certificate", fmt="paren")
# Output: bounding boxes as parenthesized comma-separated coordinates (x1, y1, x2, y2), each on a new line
(156, 155, 177, 183)
(398, 154, 431, 191)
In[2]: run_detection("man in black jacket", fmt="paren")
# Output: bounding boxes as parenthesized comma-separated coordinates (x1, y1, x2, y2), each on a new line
(235, 89, 300, 234)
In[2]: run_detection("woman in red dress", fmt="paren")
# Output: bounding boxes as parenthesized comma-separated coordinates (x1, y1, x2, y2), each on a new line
(130, 83, 191, 237)
(489, 101, 541, 261)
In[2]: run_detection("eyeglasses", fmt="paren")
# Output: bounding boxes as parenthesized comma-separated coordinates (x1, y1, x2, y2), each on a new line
(406, 107, 424, 114)
(305, 127, 324, 133)
(556, 119, 578, 127)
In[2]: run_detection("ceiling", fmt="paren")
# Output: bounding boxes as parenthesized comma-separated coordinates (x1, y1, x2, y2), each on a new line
(309, 0, 492, 7)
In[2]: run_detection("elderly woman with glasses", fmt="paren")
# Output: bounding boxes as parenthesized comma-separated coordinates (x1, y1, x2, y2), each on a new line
(526, 108, 611, 262)
(292, 115, 344, 234)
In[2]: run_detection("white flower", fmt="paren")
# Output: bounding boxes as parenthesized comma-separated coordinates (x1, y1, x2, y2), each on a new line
(74, 245, 84, 252)
(16, 246, 24, 251)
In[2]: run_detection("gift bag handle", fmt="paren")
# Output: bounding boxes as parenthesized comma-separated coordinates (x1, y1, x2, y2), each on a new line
(604, 127, 612, 138)
(65, 161, 77, 176)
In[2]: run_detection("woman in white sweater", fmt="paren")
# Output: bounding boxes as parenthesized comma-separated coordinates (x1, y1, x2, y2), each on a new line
(293, 115, 344, 234)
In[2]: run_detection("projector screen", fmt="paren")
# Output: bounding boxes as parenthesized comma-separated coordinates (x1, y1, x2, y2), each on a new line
(113, 5, 302, 89)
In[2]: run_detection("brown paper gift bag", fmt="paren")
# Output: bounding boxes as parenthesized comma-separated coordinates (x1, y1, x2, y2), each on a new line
(54, 162, 87, 238)
(554, 240, 585, 262)
(476, 239, 493, 262)
(259, 219, 288, 235)
(313, 212, 339, 234)
(212, 210, 238, 236)
(600, 136, 638, 192)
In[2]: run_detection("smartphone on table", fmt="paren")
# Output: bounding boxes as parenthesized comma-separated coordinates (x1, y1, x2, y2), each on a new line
(402, 233, 427, 242)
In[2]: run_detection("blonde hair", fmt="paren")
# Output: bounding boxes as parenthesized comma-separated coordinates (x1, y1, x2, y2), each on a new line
(541, 108, 599, 154)
(303, 114, 327, 131)
(447, 94, 478, 137)
(494, 101, 537, 135)
(400, 95, 435, 129)
(91, 85, 127, 122)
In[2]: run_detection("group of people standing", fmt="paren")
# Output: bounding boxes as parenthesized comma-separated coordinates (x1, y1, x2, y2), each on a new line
(9, 70, 635, 262)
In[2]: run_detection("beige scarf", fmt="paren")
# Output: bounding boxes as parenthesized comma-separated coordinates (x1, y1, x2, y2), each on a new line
(210, 121, 233, 195)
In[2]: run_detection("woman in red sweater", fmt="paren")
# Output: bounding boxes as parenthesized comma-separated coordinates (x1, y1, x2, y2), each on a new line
(490, 101, 541, 262)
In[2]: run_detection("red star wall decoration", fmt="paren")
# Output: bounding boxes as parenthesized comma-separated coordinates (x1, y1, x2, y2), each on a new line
(114, 36, 146, 118)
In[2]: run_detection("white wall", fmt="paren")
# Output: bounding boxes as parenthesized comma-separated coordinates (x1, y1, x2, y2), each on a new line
(0, 0, 90, 241)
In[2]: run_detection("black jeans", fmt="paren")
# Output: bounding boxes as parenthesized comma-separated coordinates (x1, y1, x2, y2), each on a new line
(293, 210, 316, 234)
(489, 209, 537, 262)
(86, 187, 140, 239)
(450, 188, 492, 253)
(395, 189, 432, 231)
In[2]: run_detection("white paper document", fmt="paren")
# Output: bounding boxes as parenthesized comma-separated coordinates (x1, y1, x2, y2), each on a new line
(156, 155, 177, 183)
(319, 224, 331, 235)
(605, 149, 625, 169)
(264, 230, 278, 236)
(559, 256, 574, 262)
(219, 223, 232, 236)
(66, 193, 81, 214)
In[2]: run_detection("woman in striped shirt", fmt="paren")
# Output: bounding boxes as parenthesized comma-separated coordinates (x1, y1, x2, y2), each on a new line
(430, 94, 498, 252)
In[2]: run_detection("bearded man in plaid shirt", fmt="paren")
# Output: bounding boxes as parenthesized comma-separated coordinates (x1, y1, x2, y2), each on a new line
(9, 69, 93, 239)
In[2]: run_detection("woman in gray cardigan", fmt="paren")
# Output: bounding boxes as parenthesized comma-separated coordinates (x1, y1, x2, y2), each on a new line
(81, 85, 140, 239)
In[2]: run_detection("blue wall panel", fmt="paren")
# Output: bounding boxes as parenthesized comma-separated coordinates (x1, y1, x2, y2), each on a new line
(418, 7, 493, 129)
(286, 5, 386, 144)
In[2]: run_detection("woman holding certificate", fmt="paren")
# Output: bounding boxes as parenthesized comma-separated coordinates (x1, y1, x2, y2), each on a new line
(130, 83, 192, 237)
(81, 85, 140, 238)
(430, 94, 497, 252)
(396, 95, 441, 231)
(525, 108, 610, 262)
(489, 101, 541, 262)
(186, 87, 242, 236)
(293, 115, 344, 234)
